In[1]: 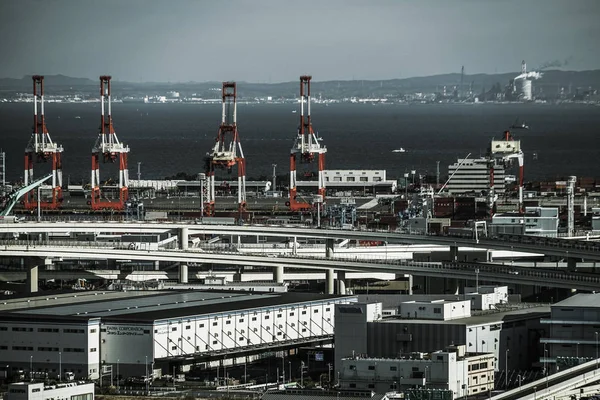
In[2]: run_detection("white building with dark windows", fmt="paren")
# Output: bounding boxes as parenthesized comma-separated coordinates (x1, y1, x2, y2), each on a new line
(3, 381, 94, 400)
(335, 301, 548, 381)
(446, 158, 505, 195)
(339, 345, 494, 399)
(0, 290, 356, 380)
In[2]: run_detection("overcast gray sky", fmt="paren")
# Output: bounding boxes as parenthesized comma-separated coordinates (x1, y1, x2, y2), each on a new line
(1, 0, 598, 83)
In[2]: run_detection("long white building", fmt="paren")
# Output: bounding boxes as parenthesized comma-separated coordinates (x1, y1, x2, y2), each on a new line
(0, 290, 356, 380)
(3, 381, 94, 400)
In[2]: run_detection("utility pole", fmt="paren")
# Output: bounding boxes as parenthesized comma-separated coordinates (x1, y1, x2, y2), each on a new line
(272, 163, 277, 192)
(436, 161, 440, 189)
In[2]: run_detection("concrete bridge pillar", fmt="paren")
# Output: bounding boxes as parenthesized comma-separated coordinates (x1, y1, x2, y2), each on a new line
(449, 245, 459, 262)
(274, 265, 284, 284)
(154, 260, 160, 271)
(398, 274, 414, 295)
(337, 270, 346, 295)
(179, 227, 189, 250)
(326, 268, 335, 294)
(566, 256, 577, 271)
(326, 238, 334, 258)
(444, 278, 459, 295)
(27, 265, 39, 293)
(179, 264, 188, 283)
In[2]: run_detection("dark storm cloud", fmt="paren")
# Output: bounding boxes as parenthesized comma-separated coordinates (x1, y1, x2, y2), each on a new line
(0, 0, 599, 82)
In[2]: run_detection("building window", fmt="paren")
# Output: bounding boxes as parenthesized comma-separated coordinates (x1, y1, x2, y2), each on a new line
(172, 327, 177, 331)
(265, 316, 270, 320)
(368, 384, 375, 389)
(63, 329, 85, 334)
(252, 317, 257, 321)
(390, 366, 397, 371)
(368, 365, 375, 370)
(302, 311, 307, 315)
(226, 321, 231, 325)
(171, 346, 177, 350)
(433, 308, 441, 314)
(186, 325, 191, 330)
(212, 340, 217, 345)
(239, 319, 244, 323)
(90, 348, 97, 352)
(199, 323, 205, 328)
(213, 322, 218, 326)
(350, 384, 356, 388)
(314, 309, 319, 313)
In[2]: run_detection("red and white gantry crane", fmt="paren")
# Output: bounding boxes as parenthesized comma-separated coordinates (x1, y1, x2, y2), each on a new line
(204, 82, 246, 216)
(288, 75, 327, 212)
(90, 76, 130, 211)
(24, 75, 64, 210)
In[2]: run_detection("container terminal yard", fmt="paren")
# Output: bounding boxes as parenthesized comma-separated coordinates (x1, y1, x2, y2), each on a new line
(2, 74, 600, 400)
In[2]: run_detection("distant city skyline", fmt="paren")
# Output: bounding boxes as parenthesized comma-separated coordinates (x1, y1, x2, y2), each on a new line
(1, 0, 599, 83)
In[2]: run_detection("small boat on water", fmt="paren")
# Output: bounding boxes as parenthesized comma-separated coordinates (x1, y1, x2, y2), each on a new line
(392, 148, 406, 153)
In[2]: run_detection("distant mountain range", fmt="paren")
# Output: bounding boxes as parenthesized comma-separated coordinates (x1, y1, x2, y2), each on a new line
(1, 70, 599, 98)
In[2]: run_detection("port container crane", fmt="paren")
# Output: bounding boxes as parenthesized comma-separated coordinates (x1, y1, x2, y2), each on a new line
(204, 82, 246, 216)
(24, 76, 64, 210)
(288, 75, 327, 212)
(90, 76, 130, 211)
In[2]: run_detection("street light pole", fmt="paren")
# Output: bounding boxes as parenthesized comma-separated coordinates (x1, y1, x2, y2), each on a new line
(594, 332, 598, 362)
(505, 349, 509, 388)
(30, 355, 33, 381)
(59, 352, 61, 382)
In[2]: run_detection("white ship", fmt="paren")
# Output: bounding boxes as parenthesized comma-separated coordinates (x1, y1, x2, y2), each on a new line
(392, 148, 406, 153)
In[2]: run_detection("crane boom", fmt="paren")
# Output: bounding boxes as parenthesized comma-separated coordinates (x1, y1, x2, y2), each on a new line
(1, 174, 52, 216)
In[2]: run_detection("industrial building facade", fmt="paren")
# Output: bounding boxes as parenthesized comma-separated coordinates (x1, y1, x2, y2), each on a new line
(335, 301, 548, 382)
(446, 158, 506, 195)
(338, 345, 495, 398)
(541, 293, 600, 372)
(0, 290, 356, 380)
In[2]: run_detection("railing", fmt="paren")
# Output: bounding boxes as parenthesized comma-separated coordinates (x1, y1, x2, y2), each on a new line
(3, 240, 600, 288)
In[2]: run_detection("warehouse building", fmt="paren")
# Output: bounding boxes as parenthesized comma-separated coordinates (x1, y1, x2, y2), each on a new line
(334, 301, 548, 381)
(0, 290, 356, 380)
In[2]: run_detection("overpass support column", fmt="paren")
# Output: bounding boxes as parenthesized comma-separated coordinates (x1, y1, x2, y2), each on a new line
(326, 268, 335, 294)
(566, 256, 577, 271)
(449, 245, 459, 262)
(27, 265, 39, 293)
(396, 274, 413, 295)
(337, 271, 346, 295)
(326, 238, 334, 258)
(154, 260, 160, 271)
(179, 227, 189, 250)
(274, 265, 284, 284)
(179, 264, 188, 284)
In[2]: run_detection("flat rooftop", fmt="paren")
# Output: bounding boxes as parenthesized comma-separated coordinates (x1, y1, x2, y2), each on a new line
(378, 305, 550, 326)
(552, 293, 600, 309)
(0, 290, 354, 323)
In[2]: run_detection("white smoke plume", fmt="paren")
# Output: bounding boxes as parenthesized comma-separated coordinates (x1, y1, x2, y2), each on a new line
(514, 71, 543, 80)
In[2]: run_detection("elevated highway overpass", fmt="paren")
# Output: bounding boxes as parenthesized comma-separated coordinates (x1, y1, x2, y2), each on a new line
(3, 221, 600, 260)
(1, 241, 600, 292)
